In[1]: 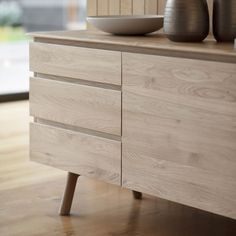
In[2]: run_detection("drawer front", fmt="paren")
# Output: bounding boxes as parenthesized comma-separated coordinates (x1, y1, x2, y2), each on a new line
(30, 42, 121, 85)
(30, 123, 121, 185)
(30, 77, 121, 136)
(123, 52, 236, 219)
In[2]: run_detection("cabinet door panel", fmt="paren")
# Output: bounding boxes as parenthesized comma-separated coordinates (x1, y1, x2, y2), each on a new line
(122, 52, 236, 219)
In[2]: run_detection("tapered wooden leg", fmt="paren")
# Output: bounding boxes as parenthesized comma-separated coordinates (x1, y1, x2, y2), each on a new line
(59, 172, 79, 216)
(132, 190, 142, 200)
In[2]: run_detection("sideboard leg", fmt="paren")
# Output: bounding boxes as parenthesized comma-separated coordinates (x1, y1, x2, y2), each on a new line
(132, 190, 142, 200)
(59, 172, 79, 216)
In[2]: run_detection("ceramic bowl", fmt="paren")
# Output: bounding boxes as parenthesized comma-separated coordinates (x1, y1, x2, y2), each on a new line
(87, 15, 164, 35)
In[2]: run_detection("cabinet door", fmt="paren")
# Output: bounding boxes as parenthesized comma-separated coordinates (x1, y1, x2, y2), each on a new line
(122, 52, 236, 219)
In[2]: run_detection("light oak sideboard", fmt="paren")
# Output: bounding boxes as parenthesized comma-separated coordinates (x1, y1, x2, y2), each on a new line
(29, 30, 236, 220)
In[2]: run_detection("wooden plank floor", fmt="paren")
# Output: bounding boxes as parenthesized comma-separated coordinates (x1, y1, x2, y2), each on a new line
(0, 101, 235, 236)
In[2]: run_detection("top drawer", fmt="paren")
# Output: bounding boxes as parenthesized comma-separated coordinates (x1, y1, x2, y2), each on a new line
(29, 42, 121, 85)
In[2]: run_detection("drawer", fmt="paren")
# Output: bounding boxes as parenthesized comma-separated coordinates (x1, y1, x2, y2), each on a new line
(30, 122, 121, 185)
(30, 42, 121, 85)
(30, 77, 121, 136)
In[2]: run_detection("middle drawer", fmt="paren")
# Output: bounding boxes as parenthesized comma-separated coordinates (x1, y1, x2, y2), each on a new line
(30, 77, 121, 136)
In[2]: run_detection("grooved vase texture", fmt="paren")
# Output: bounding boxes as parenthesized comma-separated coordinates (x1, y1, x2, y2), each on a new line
(164, 0, 209, 42)
(213, 0, 236, 42)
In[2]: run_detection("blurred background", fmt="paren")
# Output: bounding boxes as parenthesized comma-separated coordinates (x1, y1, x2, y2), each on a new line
(0, 0, 86, 102)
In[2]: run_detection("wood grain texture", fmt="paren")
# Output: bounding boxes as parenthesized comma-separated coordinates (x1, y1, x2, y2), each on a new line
(2, 102, 236, 236)
(120, 0, 132, 15)
(109, 0, 120, 15)
(30, 77, 121, 136)
(30, 42, 121, 85)
(87, 0, 98, 16)
(145, 0, 158, 14)
(133, 0, 145, 15)
(87, 0, 213, 18)
(158, 0, 166, 14)
(59, 172, 79, 216)
(30, 122, 121, 185)
(98, 0, 109, 15)
(87, 0, 161, 16)
(87, 0, 98, 29)
(30, 31, 236, 64)
(122, 52, 236, 220)
(0, 101, 65, 193)
(86, 0, 213, 32)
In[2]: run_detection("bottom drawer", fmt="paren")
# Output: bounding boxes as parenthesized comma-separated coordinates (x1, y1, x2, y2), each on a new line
(30, 123, 121, 185)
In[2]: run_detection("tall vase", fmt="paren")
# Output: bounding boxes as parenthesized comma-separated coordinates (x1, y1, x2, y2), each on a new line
(164, 0, 209, 42)
(213, 0, 236, 42)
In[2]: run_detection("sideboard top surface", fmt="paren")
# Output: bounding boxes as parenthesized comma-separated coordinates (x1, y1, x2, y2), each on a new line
(29, 30, 236, 63)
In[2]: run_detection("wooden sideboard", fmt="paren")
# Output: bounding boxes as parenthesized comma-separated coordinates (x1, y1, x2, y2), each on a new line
(29, 30, 236, 220)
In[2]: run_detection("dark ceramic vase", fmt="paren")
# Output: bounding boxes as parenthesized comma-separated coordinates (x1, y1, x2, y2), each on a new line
(213, 0, 236, 42)
(164, 0, 209, 42)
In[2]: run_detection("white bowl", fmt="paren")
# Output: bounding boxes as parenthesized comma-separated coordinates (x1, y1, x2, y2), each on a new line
(87, 15, 164, 35)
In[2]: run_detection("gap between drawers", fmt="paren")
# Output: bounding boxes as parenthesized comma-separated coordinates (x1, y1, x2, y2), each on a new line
(34, 118, 121, 142)
(34, 73, 121, 91)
